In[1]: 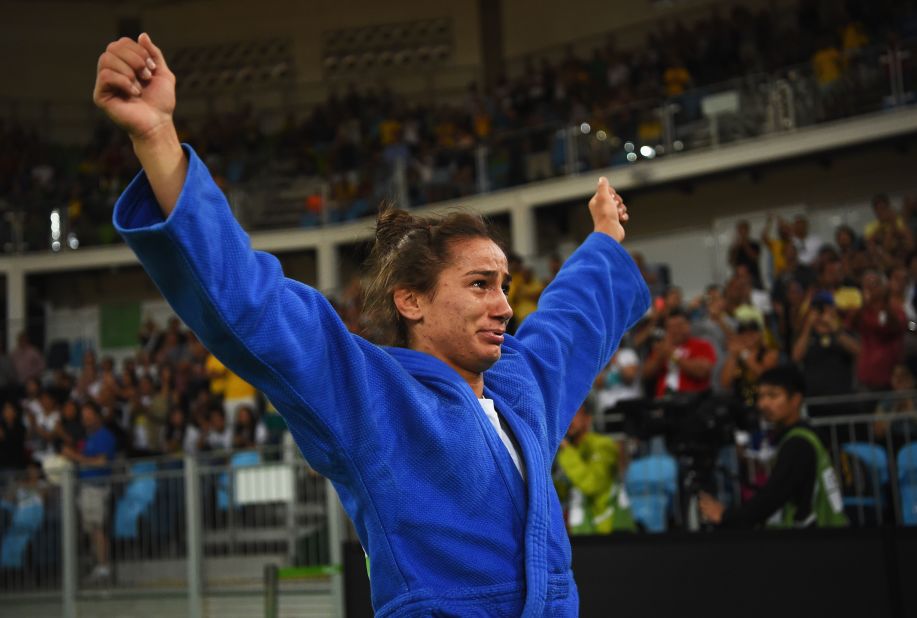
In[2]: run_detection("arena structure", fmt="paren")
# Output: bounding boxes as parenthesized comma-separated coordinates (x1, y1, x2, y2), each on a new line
(1, 0, 916, 616)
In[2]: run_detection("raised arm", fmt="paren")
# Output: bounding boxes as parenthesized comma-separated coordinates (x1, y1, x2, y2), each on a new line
(93, 33, 186, 216)
(509, 179, 650, 447)
(93, 35, 399, 475)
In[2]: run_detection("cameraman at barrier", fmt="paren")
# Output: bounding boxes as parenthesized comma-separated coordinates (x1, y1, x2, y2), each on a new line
(698, 365, 848, 529)
(554, 397, 635, 534)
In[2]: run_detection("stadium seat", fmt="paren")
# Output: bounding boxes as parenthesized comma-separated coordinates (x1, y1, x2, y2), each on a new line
(842, 443, 889, 485)
(625, 455, 678, 533)
(114, 461, 159, 540)
(0, 499, 44, 568)
(626, 455, 678, 496)
(898, 443, 917, 487)
(898, 444, 917, 526)
(629, 494, 669, 534)
(217, 450, 262, 510)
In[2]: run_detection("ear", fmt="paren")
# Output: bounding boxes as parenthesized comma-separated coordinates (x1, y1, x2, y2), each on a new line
(393, 287, 424, 322)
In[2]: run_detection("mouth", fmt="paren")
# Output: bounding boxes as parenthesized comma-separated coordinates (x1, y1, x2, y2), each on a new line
(478, 329, 505, 345)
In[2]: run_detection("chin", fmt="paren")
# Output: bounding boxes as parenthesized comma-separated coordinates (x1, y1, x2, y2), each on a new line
(474, 349, 502, 372)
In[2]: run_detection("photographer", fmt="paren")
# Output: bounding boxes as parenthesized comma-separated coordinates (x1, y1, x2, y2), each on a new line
(554, 398, 634, 534)
(698, 366, 848, 529)
(791, 291, 859, 417)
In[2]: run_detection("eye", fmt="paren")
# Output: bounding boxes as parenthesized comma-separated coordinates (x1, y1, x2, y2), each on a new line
(471, 280, 487, 289)
(501, 285, 511, 295)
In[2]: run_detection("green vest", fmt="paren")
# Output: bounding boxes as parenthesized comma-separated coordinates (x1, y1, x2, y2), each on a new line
(774, 426, 848, 528)
(554, 433, 636, 534)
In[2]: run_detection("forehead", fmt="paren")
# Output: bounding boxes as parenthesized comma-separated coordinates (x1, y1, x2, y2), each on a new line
(442, 237, 507, 272)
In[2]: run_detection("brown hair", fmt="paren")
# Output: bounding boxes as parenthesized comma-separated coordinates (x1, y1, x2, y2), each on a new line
(362, 203, 498, 347)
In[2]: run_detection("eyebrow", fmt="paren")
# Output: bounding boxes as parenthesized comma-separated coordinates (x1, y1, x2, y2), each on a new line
(465, 269, 512, 283)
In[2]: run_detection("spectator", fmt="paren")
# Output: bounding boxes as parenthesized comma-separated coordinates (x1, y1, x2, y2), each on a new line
(232, 405, 268, 450)
(853, 270, 906, 391)
(719, 317, 779, 411)
(161, 404, 200, 456)
(771, 241, 816, 305)
(873, 364, 917, 454)
(202, 406, 233, 452)
(699, 365, 848, 528)
(554, 399, 634, 534)
(507, 264, 545, 326)
(0, 341, 17, 403)
(791, 215, 823, 266)
(595, 348, 642, 415)
(864, 194, 912, 260)
(0, 401, 29, 472)
(791, 292, 859, 416)
(61, 401, 118, 583)
(816, 254, 862, 315)
(74, 350, 102, 403)
(834, 224, 860, 275)
(761, 214, 794, 282)
(643, 308, 717, 397)
(53, 398, 85, 453)
(11, 332, 44, 385)
(26, 389, 60, 464)
(205, 353, 256, 427)
(728, 220, 762, 288)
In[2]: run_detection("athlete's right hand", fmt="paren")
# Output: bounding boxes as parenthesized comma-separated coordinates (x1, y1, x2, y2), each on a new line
(93, 33, 175, 142)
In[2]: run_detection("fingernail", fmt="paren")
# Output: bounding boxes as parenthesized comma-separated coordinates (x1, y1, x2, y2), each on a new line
(146, 57, 157, 71)
(132, 85, 142, 96)
(141, 67, 152, 80)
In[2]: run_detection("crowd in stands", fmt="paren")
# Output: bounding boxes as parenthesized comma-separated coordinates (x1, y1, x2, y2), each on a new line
(2, 190, 917, 532)
(2, 0, 915, 251)
(0, 315, 277, 486)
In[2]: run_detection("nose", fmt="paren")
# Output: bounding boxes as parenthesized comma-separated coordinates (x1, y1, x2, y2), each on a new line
(493, 289, 513, 324)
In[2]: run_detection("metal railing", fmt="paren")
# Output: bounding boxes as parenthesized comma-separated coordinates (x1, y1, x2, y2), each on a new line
(0, 443, 345, 617)
(592, 391, 917, 533)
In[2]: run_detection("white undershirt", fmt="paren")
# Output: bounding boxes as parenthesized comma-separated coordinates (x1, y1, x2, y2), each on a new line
(478, 398, 526, 481)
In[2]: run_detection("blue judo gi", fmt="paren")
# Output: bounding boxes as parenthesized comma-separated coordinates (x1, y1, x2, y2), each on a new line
(113, 146, 650, 616)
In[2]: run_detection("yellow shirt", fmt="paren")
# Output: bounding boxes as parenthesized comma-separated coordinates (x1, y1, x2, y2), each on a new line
(206, 354, 256, 399)
(663, 67, 692, 97)
(764, 238, 787, 276)
(813, 47, 842, 85)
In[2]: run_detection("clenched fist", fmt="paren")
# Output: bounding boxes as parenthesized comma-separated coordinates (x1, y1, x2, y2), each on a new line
(93, 33, 176, 142)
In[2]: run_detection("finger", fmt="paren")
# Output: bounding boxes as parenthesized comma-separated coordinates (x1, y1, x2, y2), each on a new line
(103, 38, 152, 77)
(138, 33, 168, 72)
(95, 67, 141, 101)
(98, 53, 144, 91)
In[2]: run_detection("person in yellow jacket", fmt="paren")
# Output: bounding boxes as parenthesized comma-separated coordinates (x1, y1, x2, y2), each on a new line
(205, 352, 257, 427)
(554, 398, 635, 534)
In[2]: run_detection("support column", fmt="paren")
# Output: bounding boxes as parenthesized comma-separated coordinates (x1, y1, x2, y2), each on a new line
(325, 479, 346, 618)
(6, 263, 25, 352)
(478, 0, 504, 90)
(510, 202, 537, 260)
(317, 242, 340, 294)
(184, 455, 203, 618)
(61, 466, 78, 618)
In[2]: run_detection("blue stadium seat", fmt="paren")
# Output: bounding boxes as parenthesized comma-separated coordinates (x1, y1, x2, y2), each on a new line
(841, 443, 889, 515)
(626, 455, 678, 496)
(114, 461, 159, 540)
(625, 455, 678, 533)
(0, 499, 44, 568)
(842, 443, 889, 485)
(897, 444, 917, 525)
(629, 494, 669, 534)
(217, 450, 262, 510)
(898, 443, 917, 487)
